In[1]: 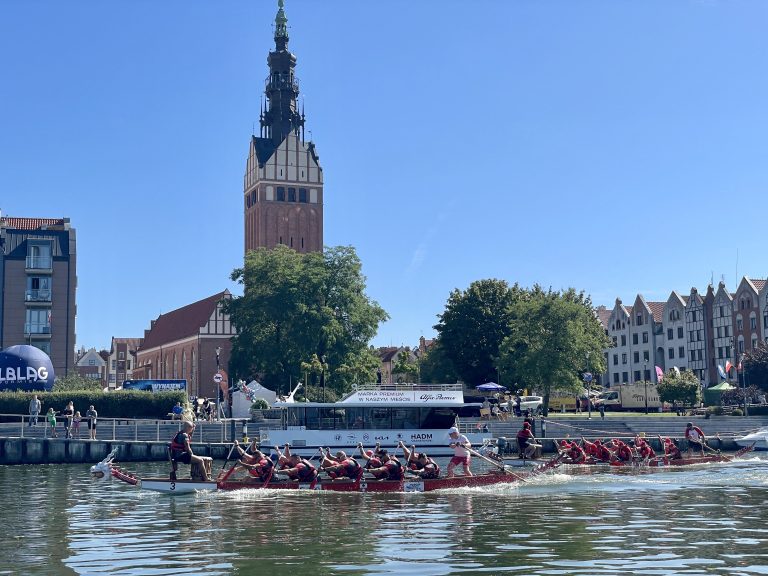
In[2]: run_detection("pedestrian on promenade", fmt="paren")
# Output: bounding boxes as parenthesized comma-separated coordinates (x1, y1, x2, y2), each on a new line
(86, 405, 98, 440)
(46, 408, 58, 438)
(575, 395, 581, 414)
(72, 411, 82, 439)
(63, 401, 75, 439)
(29, 395, 41, 427)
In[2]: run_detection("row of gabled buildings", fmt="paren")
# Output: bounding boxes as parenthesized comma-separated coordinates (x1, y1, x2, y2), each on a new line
(599, 276, 768, 388)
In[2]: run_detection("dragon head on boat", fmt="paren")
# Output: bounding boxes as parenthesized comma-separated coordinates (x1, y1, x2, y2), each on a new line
(90, 448, 118, 480)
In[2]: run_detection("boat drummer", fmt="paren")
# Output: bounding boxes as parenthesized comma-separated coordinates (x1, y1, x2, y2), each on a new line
(446, 426, 473, 478)
(169, 421, 211, 481)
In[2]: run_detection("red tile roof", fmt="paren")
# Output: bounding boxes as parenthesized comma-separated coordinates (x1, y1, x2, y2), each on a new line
(377, 347, 400, 362)
(647, 301, 665, 319)
(753, 279, 767, 291)
(595, 305, 611, 329)
(3, 217, 66, 230)
(111, 337, 143, 354)
(140, 291, 229, 351)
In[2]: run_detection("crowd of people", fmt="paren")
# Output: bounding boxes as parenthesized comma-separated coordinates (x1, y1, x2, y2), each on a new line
(31, 397, 98, 440)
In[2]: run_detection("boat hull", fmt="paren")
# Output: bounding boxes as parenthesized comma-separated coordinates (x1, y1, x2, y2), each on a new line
(139, 478, 218, 493)
(736, 430, 768, 451)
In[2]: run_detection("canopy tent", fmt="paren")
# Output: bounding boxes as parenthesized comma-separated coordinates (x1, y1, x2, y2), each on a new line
(704, 381, 735, 406)
(230, 380, 278, 418)
(476, 382, 507, 392)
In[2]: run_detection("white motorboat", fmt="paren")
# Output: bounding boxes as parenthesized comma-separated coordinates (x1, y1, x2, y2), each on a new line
(735, 427, 768, 451)
(260, 382, 491, 457)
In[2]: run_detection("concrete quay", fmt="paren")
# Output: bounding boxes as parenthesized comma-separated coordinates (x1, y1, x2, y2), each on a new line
(0, 437, 232, 465)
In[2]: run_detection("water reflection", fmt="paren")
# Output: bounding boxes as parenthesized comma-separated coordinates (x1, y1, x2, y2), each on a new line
(0, 459, 766, 575)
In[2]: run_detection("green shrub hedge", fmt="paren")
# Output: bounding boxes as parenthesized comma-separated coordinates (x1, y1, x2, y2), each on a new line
(0, 390, 187, 421)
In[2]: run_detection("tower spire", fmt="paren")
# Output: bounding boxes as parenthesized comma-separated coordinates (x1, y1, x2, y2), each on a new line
(275, 0, 288, 50)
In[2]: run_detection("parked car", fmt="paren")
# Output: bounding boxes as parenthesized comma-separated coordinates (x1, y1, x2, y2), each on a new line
(518, 395, 543, 414)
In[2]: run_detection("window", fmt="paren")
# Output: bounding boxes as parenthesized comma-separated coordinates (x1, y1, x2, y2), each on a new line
(678, 346, 685, 358)
(720, 305, 725, 316)
(698, 330, 703, 341)
(299, 188, 308, 203)
(288, 187, 296, 202)
(613, 373, 619, 384)
(678, 327, 684, 338)
(717, 326, 722, 338)
(613, 354, 618, 365)
(26, 276, 51, 301)
(24, 309, 49, 334)
(668, 348, 674, 359)
(633, 334, 638, 345)
(88, 359, 95, 366)
(643, 332, 649, 343)
(667, 328, 673, 340)
(636, 313, 643, 326)
(752, 337, 758, 350)
(118, 352, 124, 360)
(643, 351, 649, 362)
(738, 340, 744, 353)
(622, 353, 627, 364)
(634, 370, 641, 382)
(750, 315, 757, 330)
(718, 347, 723, 358)
(276, 187, 285, 201)
(621, 335, 627, 346)
(698, 350, 703, 361)
(612, 336, 617, 346)
(737, 316, 743, 331)
(622, 372, 629, 383)
(111, 360, 116, 370)
(725, 326, 730, 337)
(633, 352, 640, 363)
(764, 314, 768, 330)
(690, 351, 695, 362)
(689, 331, 695, 341)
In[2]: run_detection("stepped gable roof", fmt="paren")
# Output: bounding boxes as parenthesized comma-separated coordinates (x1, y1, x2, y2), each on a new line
(595, 305, 611, 329)
(4, 217, 66, 230)
(141, 291, 229, 350)
(111, 337, 142, 353)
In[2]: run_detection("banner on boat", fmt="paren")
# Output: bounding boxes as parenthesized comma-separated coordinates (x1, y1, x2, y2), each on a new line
(341, 390, 464, 404)
(0, 345, 54, 391)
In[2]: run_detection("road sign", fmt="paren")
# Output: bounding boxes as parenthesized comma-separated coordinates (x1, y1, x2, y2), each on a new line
(213, 373, 223, 383)
(583, 372, 593, 383)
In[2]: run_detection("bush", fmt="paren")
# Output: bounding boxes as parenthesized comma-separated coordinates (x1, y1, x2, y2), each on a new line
(251, 399, 269, 410)
(0, 390, 187, 421)
(731, 408, 743, 416)
(707, 406, 724, 416)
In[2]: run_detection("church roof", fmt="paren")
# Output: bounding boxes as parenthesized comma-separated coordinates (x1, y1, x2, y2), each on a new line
(140, 291, 230, 350)
(252, 136, 277, 165)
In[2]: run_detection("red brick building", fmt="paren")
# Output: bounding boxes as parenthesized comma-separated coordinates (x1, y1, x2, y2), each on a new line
(133, 291, 236, 398)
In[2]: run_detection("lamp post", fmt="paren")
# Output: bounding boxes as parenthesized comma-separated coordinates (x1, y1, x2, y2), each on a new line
(216, 346, 221, 371)
(585, 351, 592, 420)
(320, 354, 327, 403)
(643, 362, 648, 414)
(740, 353, 748, 417)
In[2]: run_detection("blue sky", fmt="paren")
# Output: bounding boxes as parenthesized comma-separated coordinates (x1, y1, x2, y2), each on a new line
(2, 1, 767, 352)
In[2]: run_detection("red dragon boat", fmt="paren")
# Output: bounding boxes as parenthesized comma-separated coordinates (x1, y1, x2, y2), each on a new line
(93, 450, 563, 494)
(561, 444, 754, 469)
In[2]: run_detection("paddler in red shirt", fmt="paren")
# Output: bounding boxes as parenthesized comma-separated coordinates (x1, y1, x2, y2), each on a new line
(611, 439, 634, 463)
(634, 437, 656, 461)
(659, 436, 683, 460)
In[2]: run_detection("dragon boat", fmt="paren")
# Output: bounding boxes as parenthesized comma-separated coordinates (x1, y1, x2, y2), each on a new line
(559, 443, 754, 468)
(90, 449, 563, 494)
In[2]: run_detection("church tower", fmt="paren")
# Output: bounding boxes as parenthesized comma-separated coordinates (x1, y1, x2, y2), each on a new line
(244, 0, 323, 254)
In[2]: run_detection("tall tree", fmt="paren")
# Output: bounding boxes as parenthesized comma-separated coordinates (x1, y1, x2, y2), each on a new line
(391, 348, 420, 383)
(657, 370, 701, 407)
(224, 245, 388, 395)
(419, 340, 459, 384)
(497, 287, 610, 415)
(434, 279, 521, 385)
(743, 344, 768, 392)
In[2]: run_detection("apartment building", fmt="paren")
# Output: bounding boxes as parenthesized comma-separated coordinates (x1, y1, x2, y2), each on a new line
(107, 337, 142, 389)
(0, 216, 76, 377)
(605, 296, 663, 386)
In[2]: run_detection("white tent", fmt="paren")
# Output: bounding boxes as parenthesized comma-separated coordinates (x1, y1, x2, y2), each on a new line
(230, 380, 278, 419)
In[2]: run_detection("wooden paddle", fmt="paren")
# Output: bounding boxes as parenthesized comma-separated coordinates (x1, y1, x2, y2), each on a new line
(466, 446, 526, 481)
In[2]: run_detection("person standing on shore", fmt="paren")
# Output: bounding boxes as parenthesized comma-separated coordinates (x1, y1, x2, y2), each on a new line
(63, 401, 75, 439)
(86, 405, 98, 440)
(28, 395, 41, 427)
(46, 408, 58, 438)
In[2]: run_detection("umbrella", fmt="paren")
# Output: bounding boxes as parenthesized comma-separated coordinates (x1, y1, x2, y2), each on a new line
(476, 382, 507, 392)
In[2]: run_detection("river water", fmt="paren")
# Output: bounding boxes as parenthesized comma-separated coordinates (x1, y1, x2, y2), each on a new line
(1, 456, 767, 575)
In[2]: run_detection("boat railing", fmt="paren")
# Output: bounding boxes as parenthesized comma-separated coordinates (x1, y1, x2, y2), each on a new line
(0, 414, 251, 443)
(353, 382, 463, 392)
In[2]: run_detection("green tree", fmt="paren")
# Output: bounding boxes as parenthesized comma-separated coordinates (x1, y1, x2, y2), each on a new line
(497, 287, 610, 415)
(743, 344, 768, 392)
(225, 245, 388, 395)
(419, 340, 459, 384)
(391, 348, 420, 383)
(657, 370, 701, 407)
(434, 279, 522, 385)
(54, 374, 103, 392)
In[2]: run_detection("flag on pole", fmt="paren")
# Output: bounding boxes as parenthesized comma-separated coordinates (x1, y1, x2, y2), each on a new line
(725, 360, 733, 374)
(717, 364, 727, 379)
(673, 366, 681, 376)
(655, 366, 664, 382)
(737, 360, 743, 372)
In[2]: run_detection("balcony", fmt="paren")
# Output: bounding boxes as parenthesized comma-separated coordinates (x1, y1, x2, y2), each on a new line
(24, 322, 51, 336)
(25, 256, 52, 272)
(264, 75, 300, 93)
(25, 290, 52, 303)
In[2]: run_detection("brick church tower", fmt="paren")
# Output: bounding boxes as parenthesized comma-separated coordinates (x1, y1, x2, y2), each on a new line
(243, 0, 323, 254)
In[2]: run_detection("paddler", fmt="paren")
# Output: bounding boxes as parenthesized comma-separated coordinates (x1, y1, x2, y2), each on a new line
(633, 437, 656, 461)
(275, 453, 318, 482)
(581, 438, 614, 463)
(169, 421, 210, 481)
(365, 449, 405, 481)
(659, 436, 683, 460)
(319, 449, 363, 480)
(231, 440, 274, 482)
(684, 422, 707, 457)
(398, 441, 440, 479)
(516, 421, 539, 460)
(611, 439, 634, 462)
(560, 440, 587, 464)
(357, 443, 383, 470)
(446, 426, 473, 477)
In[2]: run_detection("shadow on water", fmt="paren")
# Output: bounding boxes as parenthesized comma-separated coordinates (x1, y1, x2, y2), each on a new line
(0, 456, 767, 575)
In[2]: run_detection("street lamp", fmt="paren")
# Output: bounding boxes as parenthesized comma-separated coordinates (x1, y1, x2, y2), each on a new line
(216, 346, 221, 371)
(643, 362, 648, 414)
(740, 353, 748, 417)
(320, 354, 327, 403)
